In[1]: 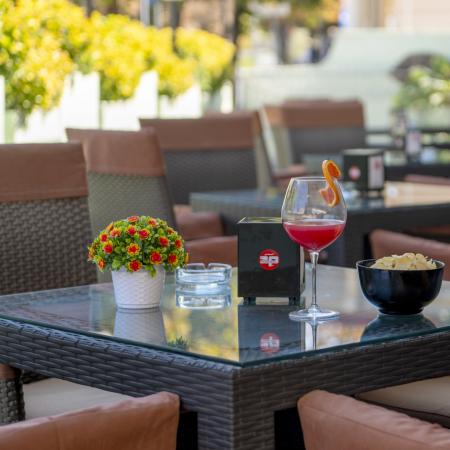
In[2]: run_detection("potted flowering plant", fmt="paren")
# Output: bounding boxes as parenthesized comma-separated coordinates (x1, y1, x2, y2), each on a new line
(88, 215, 187, 309)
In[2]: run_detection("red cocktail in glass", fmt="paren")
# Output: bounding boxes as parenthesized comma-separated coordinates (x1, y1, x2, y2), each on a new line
(281, 175, 347, 321)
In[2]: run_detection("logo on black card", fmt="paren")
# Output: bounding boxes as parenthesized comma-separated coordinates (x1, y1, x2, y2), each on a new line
(259, 249, 279, 270)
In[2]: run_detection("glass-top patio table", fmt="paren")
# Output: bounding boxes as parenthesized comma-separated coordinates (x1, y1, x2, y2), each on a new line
(191, 181, 450, 267)
(0, 265, 450, 449)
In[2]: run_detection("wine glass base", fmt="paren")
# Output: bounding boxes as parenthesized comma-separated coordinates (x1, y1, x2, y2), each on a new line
(289, 307, 340, 322)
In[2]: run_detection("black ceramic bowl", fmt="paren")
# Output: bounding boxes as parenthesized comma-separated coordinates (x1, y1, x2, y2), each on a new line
(357, 259, 445, 315)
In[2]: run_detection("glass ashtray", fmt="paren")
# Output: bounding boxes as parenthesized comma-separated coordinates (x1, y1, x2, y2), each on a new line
(176, 288, 231, 310)
(175, 263, 231, 294)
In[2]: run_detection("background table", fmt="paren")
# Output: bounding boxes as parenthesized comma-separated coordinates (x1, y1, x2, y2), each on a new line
(191, 181, 450, 267)
(1, 266, 450, 449)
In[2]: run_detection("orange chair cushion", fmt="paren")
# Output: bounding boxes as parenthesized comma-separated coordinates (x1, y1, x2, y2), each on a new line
(174, 209, 224, 241)
(370, 229, 450, 280)
(186, 236, 237, 266)
(298, 390, 450, 450)
(0, 391, 179, 450)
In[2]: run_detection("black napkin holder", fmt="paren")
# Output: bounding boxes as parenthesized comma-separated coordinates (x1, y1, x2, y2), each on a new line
(343, 149, 385, 192)
(237, 217, 304, 305)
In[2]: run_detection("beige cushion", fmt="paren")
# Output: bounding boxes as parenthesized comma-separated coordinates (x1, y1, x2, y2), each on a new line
(24, 379, 130, 419)
(358, 376, 450, 428)
(298, 390, 450, 450)
(0, 390, 179, 450)
(185, 235, 237, 266)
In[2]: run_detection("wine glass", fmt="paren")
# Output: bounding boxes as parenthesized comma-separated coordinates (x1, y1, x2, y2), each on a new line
(282, 177, 347, 321)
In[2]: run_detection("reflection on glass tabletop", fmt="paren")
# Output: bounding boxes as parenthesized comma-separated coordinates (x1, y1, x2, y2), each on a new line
(0, 266, 449, 367)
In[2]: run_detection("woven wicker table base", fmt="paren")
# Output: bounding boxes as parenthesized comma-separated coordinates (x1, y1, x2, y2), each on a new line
(1, 318, 450, 449)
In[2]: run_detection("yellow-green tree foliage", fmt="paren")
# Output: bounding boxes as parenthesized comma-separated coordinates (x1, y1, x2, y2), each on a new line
(0, 0, 74, 120)
(176, 28, 235, 94)
(0, 0, 235, 119)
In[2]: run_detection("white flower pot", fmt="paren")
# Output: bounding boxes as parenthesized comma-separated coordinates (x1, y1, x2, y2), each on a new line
(111, 267, 165, 309)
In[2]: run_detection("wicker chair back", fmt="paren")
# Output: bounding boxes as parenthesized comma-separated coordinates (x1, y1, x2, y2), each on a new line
(0, 143, 96, 295)
(140, 113, 259, 204)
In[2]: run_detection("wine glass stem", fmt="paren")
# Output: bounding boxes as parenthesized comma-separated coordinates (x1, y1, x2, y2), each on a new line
(310, 251, 319, 310)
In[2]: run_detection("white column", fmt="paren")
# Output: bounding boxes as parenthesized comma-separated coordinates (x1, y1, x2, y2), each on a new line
(347, 0, 385, 27)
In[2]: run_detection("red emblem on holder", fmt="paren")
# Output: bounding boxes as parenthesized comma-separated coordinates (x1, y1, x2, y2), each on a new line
(260, 332, 280, 353)
(259, 249, 279, 270)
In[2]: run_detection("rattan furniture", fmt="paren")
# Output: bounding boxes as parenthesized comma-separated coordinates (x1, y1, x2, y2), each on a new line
(140, 113, 260, 205)
(0, 266, 449, 449)
(66, 128, 238, 266)
(190, 181, 450, 267)
(0, 143, 97, 422)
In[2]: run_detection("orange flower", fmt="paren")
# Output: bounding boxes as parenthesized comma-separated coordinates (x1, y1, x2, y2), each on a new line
(128, 260, 142, 272)
(87, 247, 95, 261)
(138, 229, 150, 240)
(175, 239, 182, 249)
(150, 251, 162, 264)
(167, 227, 174, 235)
(110, 228, 122, 238)
(148, 218, 158, 227)
(97, 259, 106, 270)
(127, 216, 139, 223)
(168, 253, 178, 265)
(106, 222, 114, 232)
(103, 241, 113, 254)
(127, 225, 137, 236)
(127, 243, 140, 256)
(100, 232, 108, 242)
(159, 236, 169, 247)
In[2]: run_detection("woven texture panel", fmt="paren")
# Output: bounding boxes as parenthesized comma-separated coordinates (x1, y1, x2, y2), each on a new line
(0, 198, 96, 295)
(164, 149, 257, 205)
(87, 173, 175, 235)
(0, 379, 24, 424)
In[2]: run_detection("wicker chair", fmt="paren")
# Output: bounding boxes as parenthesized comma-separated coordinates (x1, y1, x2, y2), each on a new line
(0, 143, 96, 295)
(0, 143, 98, 423)
(0, 391, 179, 450)
(66, 128, 237, 266)
(263, 99, 366, 182)
(139, 112, 260, 205)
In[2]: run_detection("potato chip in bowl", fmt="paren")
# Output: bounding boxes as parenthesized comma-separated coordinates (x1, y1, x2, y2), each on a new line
(357, 254, 445, 315)
(371, 253, 437, 270)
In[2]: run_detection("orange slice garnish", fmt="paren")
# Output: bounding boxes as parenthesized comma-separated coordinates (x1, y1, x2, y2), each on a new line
(320, 159, 341, 207)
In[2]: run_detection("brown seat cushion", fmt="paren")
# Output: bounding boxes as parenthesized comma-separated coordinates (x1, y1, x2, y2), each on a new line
(0, 391, 179, 450)
(174, 209, 224, 241)
(357, 376, 450, 429)
(370, 229, 450, 280)
(186, 235, 237, 266)
(298, 390, 450, 450)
